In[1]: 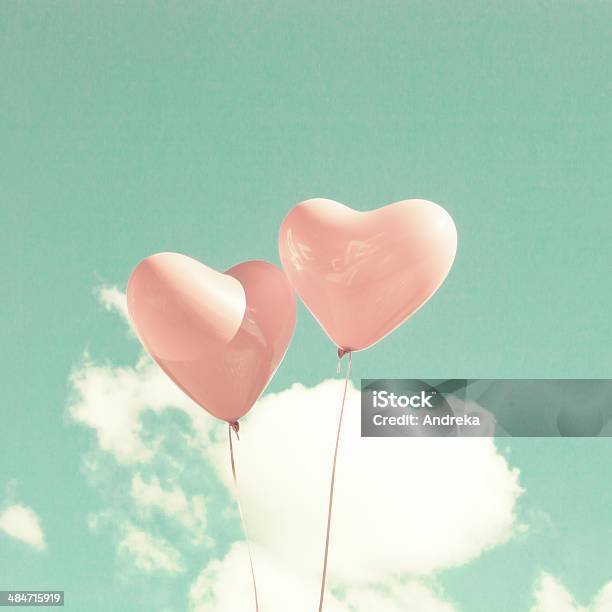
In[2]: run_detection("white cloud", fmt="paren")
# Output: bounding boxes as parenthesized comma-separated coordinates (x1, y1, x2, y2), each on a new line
(531, 573, 612, 612)
(595, 585, 612, 612)
(118, 522, 184, 574)
(130, 473, 208, 544)
(189, 543, 456, 612)
(0, 504, 46, 550)
(189, 543, 334, 612)
(68, 354, 213, 464)
(87, 510, 111, 533)
(205, 380, 523, 585)
(344, 582, 456, 612)
(96, 285, 129, 321)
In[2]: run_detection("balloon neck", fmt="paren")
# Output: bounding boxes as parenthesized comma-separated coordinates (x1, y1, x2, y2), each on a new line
(230, 420, 240, 439)
(336, 348, 351, 374)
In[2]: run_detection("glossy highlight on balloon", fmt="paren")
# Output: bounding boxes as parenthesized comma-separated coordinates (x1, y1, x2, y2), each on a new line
(127, 252, 296, 423)
(278, 198, 457, 352)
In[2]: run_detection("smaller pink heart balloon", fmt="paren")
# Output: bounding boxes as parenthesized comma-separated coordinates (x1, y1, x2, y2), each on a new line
(278, 198, 457, 352)
(127, 253, 296, 423)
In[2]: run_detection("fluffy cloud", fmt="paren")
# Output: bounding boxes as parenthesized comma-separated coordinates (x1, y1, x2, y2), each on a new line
(96, 285, 129, 321)
(189, 543, 456, 612)
(118, 522, 184, 574)
(0, 504, 46, 550)
(531, 573, 612, 612)
(205, 380, 523, 585)
(69, 354, 215, 572)
(131, 473, 208, 544)
(68, 355, 213, 464)
(343, 582, 456, 612)
(594, 586, 612, 612)
(189, 543, 336, 612)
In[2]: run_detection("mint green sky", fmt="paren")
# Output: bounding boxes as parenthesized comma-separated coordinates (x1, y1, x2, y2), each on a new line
(1, 2, 611, 611)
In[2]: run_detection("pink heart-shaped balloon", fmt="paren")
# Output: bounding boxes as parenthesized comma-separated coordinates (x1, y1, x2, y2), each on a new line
(278, 199, 457, 352)
(127, 253, 296, 423)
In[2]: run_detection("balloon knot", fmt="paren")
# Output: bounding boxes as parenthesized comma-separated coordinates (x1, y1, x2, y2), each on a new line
(230, 421, 240, 439)
(337, 348, 351, 374)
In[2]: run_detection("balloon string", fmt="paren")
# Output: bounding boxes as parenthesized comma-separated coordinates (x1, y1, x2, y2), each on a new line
(228, 422, 260, 612)
(318, 350, 352, 612)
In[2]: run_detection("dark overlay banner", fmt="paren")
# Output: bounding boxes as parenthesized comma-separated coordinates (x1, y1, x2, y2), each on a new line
(360, 379, 612, 437)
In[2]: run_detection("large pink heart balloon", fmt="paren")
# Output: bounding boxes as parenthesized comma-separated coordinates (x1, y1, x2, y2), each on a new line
(278, 199, 457, 352)
(127, 253, 296, 423)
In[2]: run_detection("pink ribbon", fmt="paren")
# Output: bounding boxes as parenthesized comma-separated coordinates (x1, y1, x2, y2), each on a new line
(228, 421, 260, 612)
(319, 350, 352, 611)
